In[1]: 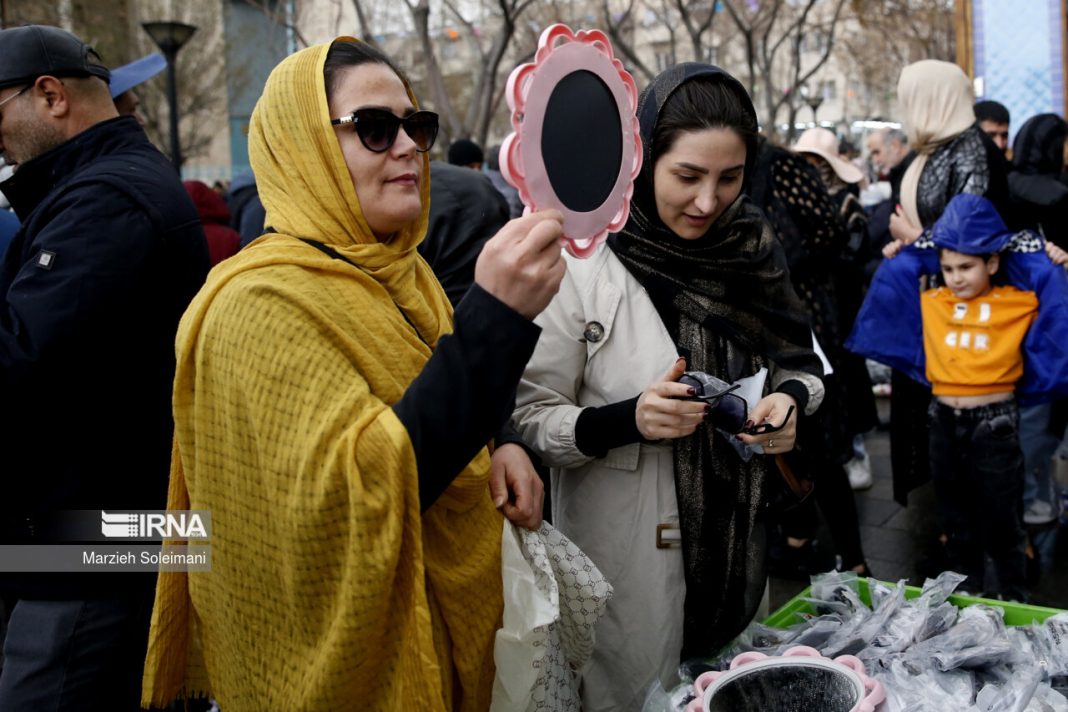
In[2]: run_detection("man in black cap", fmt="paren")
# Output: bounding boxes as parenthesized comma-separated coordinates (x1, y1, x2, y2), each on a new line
(0, 25, 209, 709)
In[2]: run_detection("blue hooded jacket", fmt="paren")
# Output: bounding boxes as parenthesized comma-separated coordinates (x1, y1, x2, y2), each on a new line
(846, 193, 1068, 404)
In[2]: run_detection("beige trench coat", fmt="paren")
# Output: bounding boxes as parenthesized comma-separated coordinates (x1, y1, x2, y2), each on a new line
(513, 246, 823, 712)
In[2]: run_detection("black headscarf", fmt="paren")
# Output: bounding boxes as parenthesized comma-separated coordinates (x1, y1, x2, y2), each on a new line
(1013, 113, 1068, 176)
(607, 63, 822, 658)
(1009, 113, 1068, 247)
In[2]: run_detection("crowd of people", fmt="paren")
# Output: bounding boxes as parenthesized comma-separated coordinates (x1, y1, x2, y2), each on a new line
(0, 22, 1066, 712)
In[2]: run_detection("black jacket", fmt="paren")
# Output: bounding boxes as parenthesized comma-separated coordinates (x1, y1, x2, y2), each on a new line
(866, 151, 915, 263)
(0, 116, 210, 597)
(914, 126, 1010, 228)
(419, 161, 509, 307)
(1009, 113, 1068, 248)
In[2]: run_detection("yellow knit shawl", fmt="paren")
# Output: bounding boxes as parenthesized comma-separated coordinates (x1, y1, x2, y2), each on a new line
(141, 38, 503, 711)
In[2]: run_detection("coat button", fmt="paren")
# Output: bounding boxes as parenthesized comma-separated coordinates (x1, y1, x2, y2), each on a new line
(583, 321, 605, 343)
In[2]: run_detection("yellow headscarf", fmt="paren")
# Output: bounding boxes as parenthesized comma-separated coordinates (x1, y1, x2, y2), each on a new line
(897, 60, 976, 228)
(142, 38, 502, 711)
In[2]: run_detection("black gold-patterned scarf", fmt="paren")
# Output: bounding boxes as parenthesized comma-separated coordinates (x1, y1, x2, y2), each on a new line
(607, 63, 822, 658)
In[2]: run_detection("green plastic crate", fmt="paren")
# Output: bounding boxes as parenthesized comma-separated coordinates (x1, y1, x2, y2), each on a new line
(764, 578, 1063, 629)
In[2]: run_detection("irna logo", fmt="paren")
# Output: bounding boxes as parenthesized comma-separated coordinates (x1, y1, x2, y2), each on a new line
(100, 511, 209, 539)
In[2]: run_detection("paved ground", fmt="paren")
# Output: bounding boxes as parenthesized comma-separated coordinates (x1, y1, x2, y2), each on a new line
(768, 396, 1068, 612)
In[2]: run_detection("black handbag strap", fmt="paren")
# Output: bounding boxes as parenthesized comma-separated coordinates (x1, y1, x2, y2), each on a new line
(295, 237, 430, 348)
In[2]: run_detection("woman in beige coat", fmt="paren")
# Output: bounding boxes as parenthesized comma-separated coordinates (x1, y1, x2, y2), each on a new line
(512, 64, 825, 711)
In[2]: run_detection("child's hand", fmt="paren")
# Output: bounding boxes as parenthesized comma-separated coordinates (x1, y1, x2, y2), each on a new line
(889, 204, 923, 244)
(1045, 241, 1068, 266)
(882, 238, 904, 259)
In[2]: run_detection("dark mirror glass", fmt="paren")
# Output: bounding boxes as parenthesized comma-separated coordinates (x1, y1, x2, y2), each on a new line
(541, 69, 623, 213)
(705, 664, 859, 712)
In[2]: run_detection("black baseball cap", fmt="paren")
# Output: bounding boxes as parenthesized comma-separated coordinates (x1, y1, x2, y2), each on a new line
(0, 25, 110, 90)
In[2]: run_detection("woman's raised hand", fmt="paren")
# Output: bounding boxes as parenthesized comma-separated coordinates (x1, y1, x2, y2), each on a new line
(474, 210, 566, 319)
(1045, 240, 1068, 266)
(889, 204, 923, 245)
(882, 238, 904, 259)
(635, 357, 708, 440)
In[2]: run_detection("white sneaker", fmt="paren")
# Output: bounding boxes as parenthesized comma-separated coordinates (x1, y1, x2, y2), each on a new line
(1023, 500, 1058, 525)
(846, 453, 873, 490)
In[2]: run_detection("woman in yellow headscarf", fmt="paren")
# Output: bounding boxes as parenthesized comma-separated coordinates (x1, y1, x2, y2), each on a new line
(141, 38, 564, 711)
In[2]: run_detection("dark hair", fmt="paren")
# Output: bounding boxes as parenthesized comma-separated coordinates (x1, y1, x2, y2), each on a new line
(650, 77, 758, 176)
(974, 100, 1010, 125)
(323, 40, 409, 105)
(447, 138, 483, 166)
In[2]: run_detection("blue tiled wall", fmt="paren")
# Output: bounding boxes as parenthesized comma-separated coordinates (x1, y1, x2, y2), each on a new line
(973, 0, 1065, 141)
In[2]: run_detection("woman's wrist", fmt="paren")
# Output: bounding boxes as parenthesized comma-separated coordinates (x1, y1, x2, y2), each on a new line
(774, 380, 809, 414)
(575, 396, 645, 457)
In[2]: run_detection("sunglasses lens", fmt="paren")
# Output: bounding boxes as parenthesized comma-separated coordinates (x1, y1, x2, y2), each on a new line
(709, 393, 748, 434)
(354, 110, 399, 152)
(404, 112, 439, 153)
(682, 371, 731, 399)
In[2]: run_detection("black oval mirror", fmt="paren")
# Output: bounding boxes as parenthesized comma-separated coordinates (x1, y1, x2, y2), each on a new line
(541, 70, 623, 213)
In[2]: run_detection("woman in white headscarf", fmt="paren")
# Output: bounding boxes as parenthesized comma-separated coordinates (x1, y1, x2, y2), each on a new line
(887, 60, 1010, 251)
(881, 59, 1012, 516)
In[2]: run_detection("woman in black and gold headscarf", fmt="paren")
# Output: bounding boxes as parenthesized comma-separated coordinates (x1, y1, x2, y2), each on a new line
(514, 64, 824, 711)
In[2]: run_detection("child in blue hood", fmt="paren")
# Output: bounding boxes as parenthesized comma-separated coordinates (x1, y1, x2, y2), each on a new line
(849, 193, 1068, 599)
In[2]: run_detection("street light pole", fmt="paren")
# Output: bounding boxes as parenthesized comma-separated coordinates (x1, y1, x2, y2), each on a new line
(806, 94, 824, 126)
(142, 21, 197, 171)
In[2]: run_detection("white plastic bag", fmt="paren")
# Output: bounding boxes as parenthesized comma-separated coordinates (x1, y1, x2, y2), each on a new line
(490, 521, 613, 712)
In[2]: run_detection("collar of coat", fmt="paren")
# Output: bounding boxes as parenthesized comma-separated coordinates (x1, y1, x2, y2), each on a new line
(1, 115, 155, 221)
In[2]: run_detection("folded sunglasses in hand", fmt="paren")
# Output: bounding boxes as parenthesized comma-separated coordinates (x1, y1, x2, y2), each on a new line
(678, 371, 794, 436)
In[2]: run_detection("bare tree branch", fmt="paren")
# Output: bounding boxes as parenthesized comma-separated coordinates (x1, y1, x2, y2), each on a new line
(240, 0, 310, 49)
(768, 0, 813, 58)
(473, 0, 526, 144)
(720, 0, 759, 96)
(350, 0, 380, 49)
(771, 0, 847, 139)
(406, 0, 464, 142)
(601, 0, 656, 82)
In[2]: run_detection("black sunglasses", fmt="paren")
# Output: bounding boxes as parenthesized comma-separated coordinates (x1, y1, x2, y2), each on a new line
(743, 405, 795, 435)
(330, 108, 439, 154)
(679, 371, 795, 436)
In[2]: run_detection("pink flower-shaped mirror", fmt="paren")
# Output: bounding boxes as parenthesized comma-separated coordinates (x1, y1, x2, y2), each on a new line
(499, 24, 642, 258)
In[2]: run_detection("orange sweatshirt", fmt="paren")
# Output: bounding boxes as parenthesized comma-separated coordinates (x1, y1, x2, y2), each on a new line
(921, 285, 1038, 397)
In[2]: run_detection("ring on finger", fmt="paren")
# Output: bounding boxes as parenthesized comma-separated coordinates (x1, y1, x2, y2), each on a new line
(768, 439, 775, 450)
